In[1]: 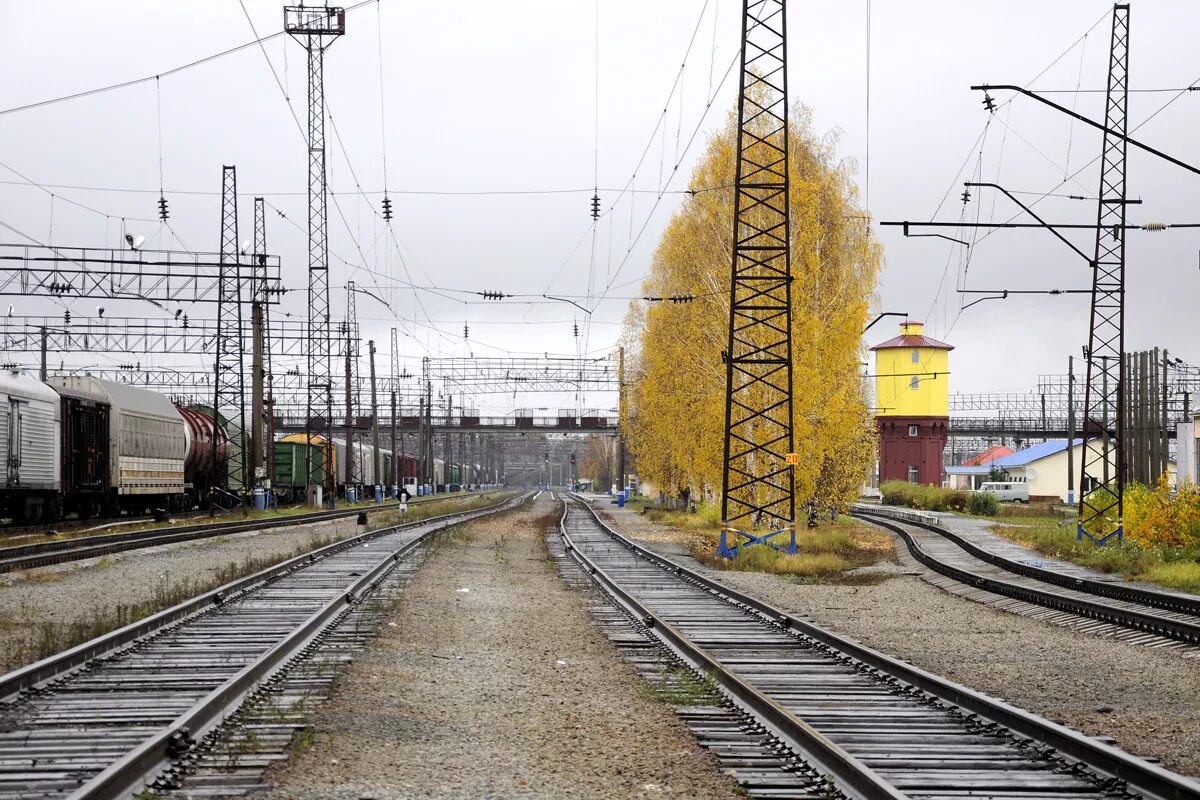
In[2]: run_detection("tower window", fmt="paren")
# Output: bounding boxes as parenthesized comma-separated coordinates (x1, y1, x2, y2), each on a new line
(911, 349, 920, 364)
(908, 424, 919, 437)
(907, 465, 919, 483)
(910, 376, 919, 390)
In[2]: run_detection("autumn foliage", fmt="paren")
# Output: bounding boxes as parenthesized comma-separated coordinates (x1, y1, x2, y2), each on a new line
(621, 104, 881, 517)
(1125, 476, 1200, 549)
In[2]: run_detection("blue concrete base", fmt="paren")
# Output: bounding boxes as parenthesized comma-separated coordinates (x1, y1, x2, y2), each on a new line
(1077, 522, 1123, 546)
(717, 524, 797, 557)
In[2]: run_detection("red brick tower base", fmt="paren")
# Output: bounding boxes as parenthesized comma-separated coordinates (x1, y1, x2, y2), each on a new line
(877, 416, 948, 485)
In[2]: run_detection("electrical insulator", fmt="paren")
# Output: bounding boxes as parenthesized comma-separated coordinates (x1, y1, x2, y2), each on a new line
(182, 314, 189, 329)
(382, 195, 393, 221)
(63, 310, 70, 324)
(573, 322, 579, 337)
(158, 195, 169, 221)
(961, 188, 971, 205)
(590, 193, 600, 221)
(463, 324, 469, 340)
(982, 92, 996, 113)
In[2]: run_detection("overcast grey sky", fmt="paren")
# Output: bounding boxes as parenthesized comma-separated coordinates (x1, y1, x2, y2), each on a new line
(1, 1, 1197, 412)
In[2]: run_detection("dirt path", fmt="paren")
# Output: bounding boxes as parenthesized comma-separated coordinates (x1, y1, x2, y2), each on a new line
(260, 495, 739, 800)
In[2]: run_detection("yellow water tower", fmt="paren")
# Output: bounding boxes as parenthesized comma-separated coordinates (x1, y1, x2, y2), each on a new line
(871, 321, 952, 485)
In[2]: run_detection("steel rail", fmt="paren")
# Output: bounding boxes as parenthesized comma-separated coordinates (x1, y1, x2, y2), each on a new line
(566, 494, 1200, 800)
(69, 494, 525, 800)
(555, 498, 905, 800)
(0, 492, 483, 573)
(0, 492, 515, 701)
(854, 507, 1200, 616)
(853, 510, 1200, 645)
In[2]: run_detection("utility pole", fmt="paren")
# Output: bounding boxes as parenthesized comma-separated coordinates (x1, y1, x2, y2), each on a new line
(389, 389, 397, 494)
(390, 327, 399, 493)
(1078, 4, 1129, 544)
(617, 346, 625, 492)
(1067, 355, 1075, 503)
(286, 5, 344, 509)
(1161, 349, 1169, 481)
(38, 327, 47, 382)
(369, 340, 380, 494)
(343, 282, 356, 495)
(718, 0, 796, 556)
(213, 165, 248, 512)
(253, 197, 276, 494)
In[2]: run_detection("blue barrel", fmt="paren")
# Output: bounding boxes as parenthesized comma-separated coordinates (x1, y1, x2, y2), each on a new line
(253, 488, 266, 511)
(374, 485, 383, 503)
(617, 492, 626, 508)
(346, 486, 357, 504)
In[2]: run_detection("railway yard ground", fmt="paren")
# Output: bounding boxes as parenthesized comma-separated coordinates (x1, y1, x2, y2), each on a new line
(596, 497, 1200, 778)
(0, 493, 497, 673)
(261, 493, 740, 800)
(2, 490, 1200, 799)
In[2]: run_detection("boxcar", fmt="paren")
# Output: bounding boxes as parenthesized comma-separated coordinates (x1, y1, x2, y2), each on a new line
(55, 381, 110, 519)
(0, 371, 62, 522)
(48, 376, 187, 514)
(274, 433, 331, 504)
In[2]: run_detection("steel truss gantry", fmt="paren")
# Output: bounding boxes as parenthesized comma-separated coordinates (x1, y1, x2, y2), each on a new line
(0, 244, 282, 302)
(718, 0, 796, 556)
(286, 4, 344, 506)
(0, 317, 353, 357)
(429, 356, 618, 394)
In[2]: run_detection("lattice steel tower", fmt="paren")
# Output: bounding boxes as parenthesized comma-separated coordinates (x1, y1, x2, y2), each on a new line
(213, 166, 248, 504)
(718, 0, 796, 556)
(286, 5, 344, 507)
(1078, 4, 1129, 544)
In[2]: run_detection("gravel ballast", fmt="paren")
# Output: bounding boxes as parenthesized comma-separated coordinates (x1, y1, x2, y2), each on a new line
(259, 495, 741, 800)
(596, 500, 1200, 779)
(0, 515, 364, 672)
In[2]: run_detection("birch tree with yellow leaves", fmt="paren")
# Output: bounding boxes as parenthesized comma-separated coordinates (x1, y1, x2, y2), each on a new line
(622, 103, 881, 515)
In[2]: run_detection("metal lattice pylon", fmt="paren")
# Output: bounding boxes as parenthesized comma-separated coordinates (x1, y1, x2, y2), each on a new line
(286, 6, 344, 507)
(213, 166, 247, 501)
(718, 0, 796, 556)
(1078, 4, 1130, 545)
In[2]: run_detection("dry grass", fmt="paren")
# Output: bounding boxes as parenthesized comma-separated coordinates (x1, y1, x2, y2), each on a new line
(995, 520, 1200, 596)
(614, 504, 896, 581)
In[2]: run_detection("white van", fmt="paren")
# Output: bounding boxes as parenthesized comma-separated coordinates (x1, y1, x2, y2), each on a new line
(978, 481, 1029, 503)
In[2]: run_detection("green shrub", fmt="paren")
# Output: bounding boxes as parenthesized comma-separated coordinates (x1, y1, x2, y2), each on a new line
(968, 491, 1000, 516)
(880, 481, 968, 512)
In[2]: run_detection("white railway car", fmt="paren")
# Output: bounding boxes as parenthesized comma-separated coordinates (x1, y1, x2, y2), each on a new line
(49, 376, 187, 513)
(0, 371, 62, 521)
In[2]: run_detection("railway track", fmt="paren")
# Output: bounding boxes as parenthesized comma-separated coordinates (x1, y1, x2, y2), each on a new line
(0, 492, 486, 573)
(853, 508, 1200, 649)
(558, 494, 1200, 800)
(0, 491, 527, 799)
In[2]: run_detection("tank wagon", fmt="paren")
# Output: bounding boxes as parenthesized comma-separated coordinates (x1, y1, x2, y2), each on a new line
(0, 371, 231, 523)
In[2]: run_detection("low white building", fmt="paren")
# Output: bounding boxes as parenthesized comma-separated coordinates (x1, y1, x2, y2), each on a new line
(977, 438, 1171, 502)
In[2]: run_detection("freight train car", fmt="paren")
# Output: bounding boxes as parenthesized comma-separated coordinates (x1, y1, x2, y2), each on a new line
(49, 376, 189, 514)
(0, 371, 62, 522)
(274, 433, 332, 505)
(56, 381, 110, 519)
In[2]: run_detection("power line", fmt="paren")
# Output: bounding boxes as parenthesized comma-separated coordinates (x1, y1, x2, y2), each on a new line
(0, 0, 376, 117)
